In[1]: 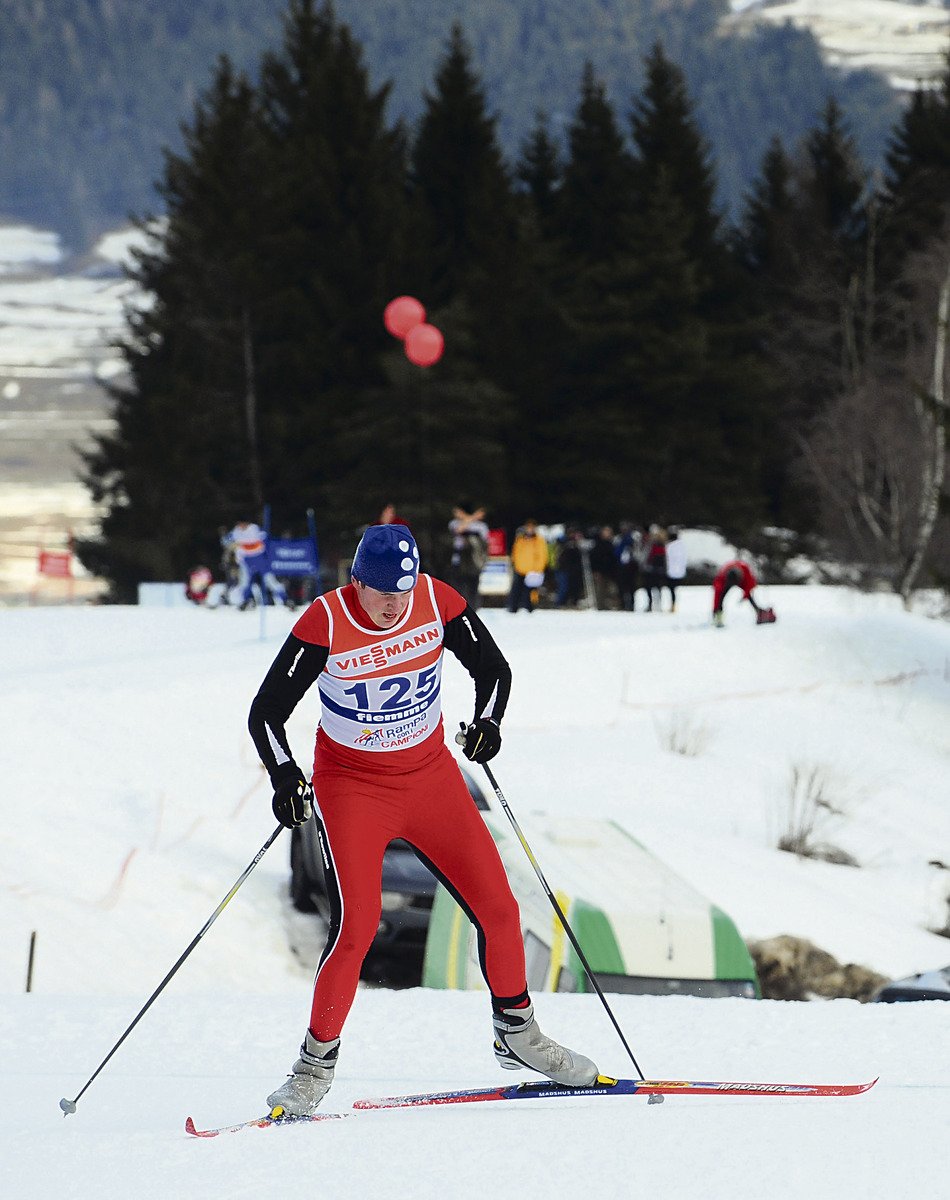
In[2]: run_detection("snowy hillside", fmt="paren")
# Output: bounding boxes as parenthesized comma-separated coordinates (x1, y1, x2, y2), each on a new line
(0, 224, 149, 601)
(0, 223, 146, 374)
(727, 0, 950, 89)
(2, 588, 949, 1197)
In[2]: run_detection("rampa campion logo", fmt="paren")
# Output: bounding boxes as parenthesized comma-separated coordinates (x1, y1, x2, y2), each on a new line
(355, 728, 385, 746)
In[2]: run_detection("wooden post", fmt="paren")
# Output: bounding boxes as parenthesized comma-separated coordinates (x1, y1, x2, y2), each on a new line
(26, 930, 36, 993)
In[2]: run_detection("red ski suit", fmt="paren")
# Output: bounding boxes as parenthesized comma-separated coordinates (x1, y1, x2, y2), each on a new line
(712, 559, 757, 613)
(249, 576, 527, 1041)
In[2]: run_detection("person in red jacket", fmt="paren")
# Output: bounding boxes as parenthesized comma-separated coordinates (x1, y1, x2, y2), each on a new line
(712, 559, 774, 626)
(248, 523, 598, 1117)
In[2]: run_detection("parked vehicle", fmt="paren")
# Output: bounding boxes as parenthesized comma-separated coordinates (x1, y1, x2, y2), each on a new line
(423, 812, 759, 998)
(291, 765, 759, 999)
(871, 965, 950, 1002)
(288, 766, 491, 973)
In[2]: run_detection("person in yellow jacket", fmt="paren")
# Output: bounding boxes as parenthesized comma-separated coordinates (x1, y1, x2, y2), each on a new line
(507, 519, 549, 613)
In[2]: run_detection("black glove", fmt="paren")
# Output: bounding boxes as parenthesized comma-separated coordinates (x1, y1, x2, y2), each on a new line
(271, 768, 314, 829)
(456, 718, 502, 764)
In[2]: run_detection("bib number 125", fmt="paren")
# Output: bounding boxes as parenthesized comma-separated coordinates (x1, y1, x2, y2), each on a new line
(342, 665, 438, 712)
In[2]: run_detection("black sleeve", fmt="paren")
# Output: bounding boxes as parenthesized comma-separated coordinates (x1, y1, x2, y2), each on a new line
(248, 634, 328, 784)
(442, 605, 511, 724)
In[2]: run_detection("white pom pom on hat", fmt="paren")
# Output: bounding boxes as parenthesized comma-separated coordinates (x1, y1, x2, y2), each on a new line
(352, 524, 420, 592)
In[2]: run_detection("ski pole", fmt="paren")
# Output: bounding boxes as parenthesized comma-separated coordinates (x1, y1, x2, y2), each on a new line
(60, 824, 284, 1116)
(456, 729, 647, 1082)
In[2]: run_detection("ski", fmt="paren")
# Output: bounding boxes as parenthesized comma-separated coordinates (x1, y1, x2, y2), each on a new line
(184, 1106, 347, 1137)
(353, 1073, 879, 1109)
(187, 1074, 878, 1133)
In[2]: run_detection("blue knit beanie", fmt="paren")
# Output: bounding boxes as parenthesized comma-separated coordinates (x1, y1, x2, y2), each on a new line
(352, 524, 419, 592)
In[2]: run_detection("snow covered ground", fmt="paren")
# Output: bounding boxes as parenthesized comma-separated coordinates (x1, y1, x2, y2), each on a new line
(2, 587, 948, 1197)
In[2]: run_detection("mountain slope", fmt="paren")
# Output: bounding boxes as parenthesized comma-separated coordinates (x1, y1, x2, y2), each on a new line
(728, 1, 950, 91)
(0, 0, 903, 247)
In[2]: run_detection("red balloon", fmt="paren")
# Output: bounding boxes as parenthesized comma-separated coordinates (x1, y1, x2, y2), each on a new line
(384, 295, 426, 339)
(404, 323, 444, 367)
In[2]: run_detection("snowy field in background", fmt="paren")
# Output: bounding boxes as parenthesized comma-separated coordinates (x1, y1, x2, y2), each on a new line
(0, 223, 151, 597)
(0, 223, 148, 372)
(2, 586, 949, 1196)
(726, 0, 950, 89)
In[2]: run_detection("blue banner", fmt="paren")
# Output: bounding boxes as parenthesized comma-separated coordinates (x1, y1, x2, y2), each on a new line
(268, 538, 319, 577)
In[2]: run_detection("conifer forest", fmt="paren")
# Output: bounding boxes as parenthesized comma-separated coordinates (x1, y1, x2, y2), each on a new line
(57, 0, 950, 601)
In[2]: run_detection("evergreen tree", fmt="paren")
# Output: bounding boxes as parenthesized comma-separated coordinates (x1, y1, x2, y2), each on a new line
(629, 43, 721, 271)
(613, 169, 711, 520)
(516, 113, 562, 238)
(330, 332, 512, 569)
(794, 65, 950, 594)
(557, 64, 635, 268)
(800, 100, 868, 409)
(733, 135, 810, 523)
(78, 0, 413, 595)
(735, 136, 797, 277)
(393, 23, 518, 547)
(545, 66, 646, 522)
(879, 59, 950, 284)
(803, 97, 868, 249)
(505, 113, 577, 522)
(254, 0, 409, 539)
(735, 96, 870, 533)
(408, 22, 519, 309)
(627, 44, 774, 530)
(76, 59, 273, 599)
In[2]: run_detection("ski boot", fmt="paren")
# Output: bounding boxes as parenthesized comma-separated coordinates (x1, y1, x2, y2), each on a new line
(492, 1002, 598, 1088)
(266, 1033, 339, 1116)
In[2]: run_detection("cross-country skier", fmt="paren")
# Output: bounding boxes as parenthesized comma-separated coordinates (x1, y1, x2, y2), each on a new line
(248, 523, 599, 1116)
(227, 519, 291, 610)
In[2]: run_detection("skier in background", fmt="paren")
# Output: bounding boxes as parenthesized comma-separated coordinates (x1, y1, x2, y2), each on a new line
(248, 523, 599, 1116)
(712, 558, 775, 626)
(227, 519, 291, 610)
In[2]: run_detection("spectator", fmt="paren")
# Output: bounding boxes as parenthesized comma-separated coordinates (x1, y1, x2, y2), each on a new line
(554, 528, 585, 608)
(508, 519, 548, 613)
(589, 526, 619, 611)
(641, 525, 668, 612)
(185, 565, 213, 605)
(448, 504, 489, 610)
(615, 522, 642, 612)
(378, 502, 409, 526)
(664, 527, 687, 613)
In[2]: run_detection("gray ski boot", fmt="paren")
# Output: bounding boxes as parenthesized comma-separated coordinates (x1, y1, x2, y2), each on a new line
(266, 1032, 339, 1116)
(492, 1002, 599, 1087)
